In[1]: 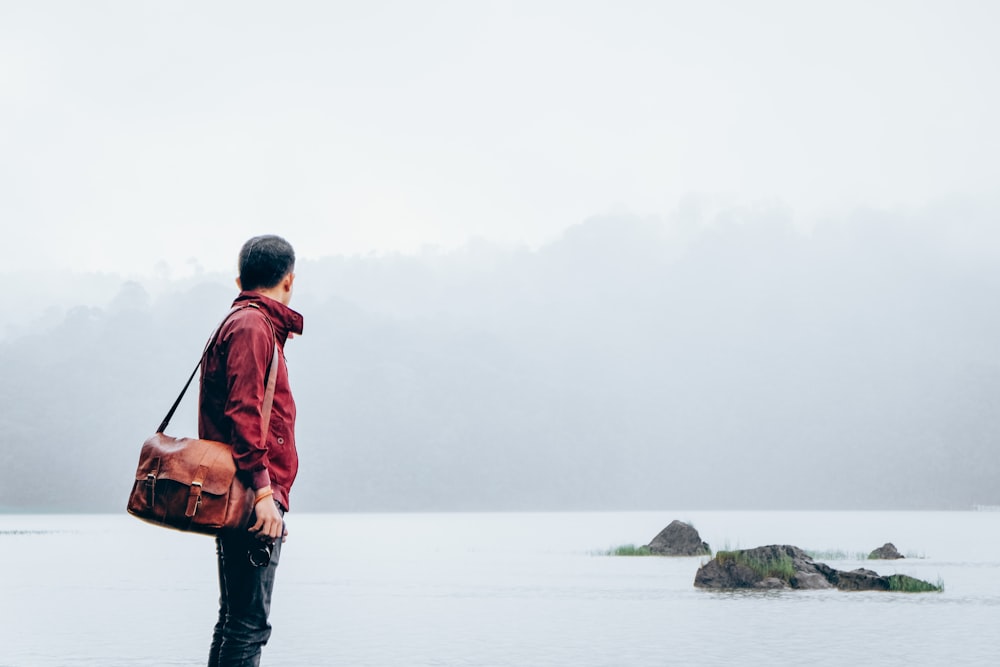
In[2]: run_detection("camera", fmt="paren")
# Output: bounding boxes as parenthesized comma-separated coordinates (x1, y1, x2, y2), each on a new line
(246, 503, 283, 567)
(248, 539, 273, 567)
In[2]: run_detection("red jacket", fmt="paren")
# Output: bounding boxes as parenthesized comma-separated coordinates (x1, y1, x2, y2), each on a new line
(198, 292, 304, 511)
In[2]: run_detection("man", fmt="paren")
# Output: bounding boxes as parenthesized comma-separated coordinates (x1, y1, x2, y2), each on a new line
(198, 235, 304, 666)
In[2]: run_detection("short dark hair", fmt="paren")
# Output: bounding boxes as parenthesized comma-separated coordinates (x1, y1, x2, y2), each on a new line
(238, 235, 296, 291)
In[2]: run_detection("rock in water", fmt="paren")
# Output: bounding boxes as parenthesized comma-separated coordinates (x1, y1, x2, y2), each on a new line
(868, 542, 904, 559)
(645, 520, 711, 556)
(694, 544, 938, 592)
(694, 545, 831, 590)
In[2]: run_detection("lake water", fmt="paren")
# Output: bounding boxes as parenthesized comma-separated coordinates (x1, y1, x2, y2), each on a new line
(1, 511, 998, 666)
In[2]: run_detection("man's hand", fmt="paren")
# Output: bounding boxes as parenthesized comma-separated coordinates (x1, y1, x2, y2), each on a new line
(249, 492, 285, 542)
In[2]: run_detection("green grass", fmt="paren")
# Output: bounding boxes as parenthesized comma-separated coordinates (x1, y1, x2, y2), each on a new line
(714, 539, 740, 554)
(716, 550, 796, 580)
(888, 574, 943, 593)
(804, 548, 929, 561)
(805, 549, 869, 561)
(606, 544, 655, 556)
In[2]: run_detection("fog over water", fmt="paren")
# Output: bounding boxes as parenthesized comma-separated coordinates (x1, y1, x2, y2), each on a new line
(3, 203, 1000, 512)
(4, 511, 998, 666)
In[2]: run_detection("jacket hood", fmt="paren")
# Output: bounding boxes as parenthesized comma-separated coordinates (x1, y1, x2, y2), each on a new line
(232, 291, 304, 345)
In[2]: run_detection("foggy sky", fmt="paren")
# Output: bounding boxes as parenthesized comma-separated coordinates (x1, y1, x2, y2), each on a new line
(3, 2, 999, 512)
(3, 1, 999, 276)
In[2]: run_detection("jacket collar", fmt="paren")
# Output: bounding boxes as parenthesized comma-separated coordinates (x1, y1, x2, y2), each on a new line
(232, 291, 304, 345)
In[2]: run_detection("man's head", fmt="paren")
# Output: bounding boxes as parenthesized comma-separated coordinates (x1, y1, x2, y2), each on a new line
(237, 235, 296, 305)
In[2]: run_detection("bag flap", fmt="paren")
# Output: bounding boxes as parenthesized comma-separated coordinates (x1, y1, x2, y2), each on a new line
(134, 433, 238, 495)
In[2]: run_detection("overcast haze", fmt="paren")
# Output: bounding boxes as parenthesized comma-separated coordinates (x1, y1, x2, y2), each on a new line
(2, 2, 999, 512)
(3, 1, 999, 275)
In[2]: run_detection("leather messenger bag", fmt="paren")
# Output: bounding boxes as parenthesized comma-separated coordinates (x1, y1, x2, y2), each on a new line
(127, 306, 278, 535)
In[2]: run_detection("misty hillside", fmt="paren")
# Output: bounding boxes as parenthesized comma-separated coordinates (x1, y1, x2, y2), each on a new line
(3, 204, 999, 512)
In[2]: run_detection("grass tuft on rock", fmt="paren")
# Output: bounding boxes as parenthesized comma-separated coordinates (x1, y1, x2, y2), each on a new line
(716, 549, 796, 581)
(888, 574, 943, 593)
(607, 544, 655, 556)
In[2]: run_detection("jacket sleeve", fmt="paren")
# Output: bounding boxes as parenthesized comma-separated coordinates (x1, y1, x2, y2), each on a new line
(221, 313, 275, 491)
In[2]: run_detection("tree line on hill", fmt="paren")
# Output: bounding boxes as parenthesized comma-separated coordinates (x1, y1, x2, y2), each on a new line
(3, 202, 999, 511)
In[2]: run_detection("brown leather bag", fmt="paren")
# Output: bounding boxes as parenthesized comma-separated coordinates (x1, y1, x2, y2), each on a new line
(127, 306, 278, 535)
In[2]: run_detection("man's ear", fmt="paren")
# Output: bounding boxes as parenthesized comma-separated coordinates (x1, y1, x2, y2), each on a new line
(235, 277, 242, 290)
(284, 273, 295, 293)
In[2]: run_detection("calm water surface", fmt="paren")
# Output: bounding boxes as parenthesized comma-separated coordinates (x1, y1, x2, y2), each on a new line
(1, 511, 998, 666)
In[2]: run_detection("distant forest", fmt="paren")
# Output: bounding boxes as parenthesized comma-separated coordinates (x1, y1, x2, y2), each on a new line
(3, 206, 999, 512)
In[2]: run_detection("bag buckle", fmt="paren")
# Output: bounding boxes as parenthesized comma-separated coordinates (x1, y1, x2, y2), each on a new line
(185, 481, 203, 518)
(144, 458, 160, 506)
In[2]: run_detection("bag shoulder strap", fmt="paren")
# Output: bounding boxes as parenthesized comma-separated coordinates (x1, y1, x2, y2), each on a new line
(254, 309, 280, 443)
(258, 341, 279, 445)
(157, 304, 279, 436)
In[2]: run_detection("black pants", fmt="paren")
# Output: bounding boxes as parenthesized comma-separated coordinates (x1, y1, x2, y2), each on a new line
(208, 515, 284, 667)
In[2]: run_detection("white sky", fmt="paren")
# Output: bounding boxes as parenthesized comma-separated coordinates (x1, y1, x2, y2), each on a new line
(2, 0, 997, 276)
